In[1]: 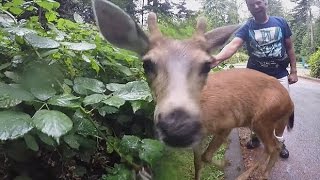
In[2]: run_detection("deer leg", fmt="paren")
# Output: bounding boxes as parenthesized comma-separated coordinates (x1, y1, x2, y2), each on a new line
(201, 130, 231, 168)
(255, 125, 280, 179)
(262, 148, 279, 179)
(193, 145, 203, 180)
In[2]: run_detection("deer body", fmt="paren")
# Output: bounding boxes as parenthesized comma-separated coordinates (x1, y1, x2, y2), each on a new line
(92, 0, 294, 179)
(201, 68, 293, 133)
(197, 69, 294, 179)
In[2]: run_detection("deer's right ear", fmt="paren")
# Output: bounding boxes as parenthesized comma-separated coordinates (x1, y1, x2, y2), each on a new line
(92, 0, 149, 55)
(204, 25, 240, 52)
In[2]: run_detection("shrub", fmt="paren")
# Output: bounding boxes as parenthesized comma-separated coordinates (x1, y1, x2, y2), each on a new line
(309, 49, 320, 78)
(224, 52, 249, 64)
(0, 1, 163, 179)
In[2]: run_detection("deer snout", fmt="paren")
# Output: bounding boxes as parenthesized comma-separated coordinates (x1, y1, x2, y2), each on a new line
(155, 108, 202, 147)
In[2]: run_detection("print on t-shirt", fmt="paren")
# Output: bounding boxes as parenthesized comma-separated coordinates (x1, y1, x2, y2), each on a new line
(249, 26, 283, 59)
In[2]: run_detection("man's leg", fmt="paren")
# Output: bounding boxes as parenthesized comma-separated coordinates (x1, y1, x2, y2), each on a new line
(276, 76, 290, 159)
(246, 131, 261, 149)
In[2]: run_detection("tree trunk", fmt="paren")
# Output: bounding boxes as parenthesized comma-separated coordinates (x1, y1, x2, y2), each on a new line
(309, 8, 315, 52)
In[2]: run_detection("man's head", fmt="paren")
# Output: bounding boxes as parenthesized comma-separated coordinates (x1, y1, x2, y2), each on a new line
(245, 0, 268, 18)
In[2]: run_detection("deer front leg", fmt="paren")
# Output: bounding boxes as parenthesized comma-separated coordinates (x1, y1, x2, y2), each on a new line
(193, 145, 203, 180)
(202, 130, 231, 166)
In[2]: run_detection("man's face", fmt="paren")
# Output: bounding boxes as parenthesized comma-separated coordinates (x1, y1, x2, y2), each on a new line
(246, 0, 267, 16)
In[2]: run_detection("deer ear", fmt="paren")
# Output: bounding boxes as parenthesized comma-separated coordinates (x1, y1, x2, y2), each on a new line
(204, 25, 240, 52)
(92, 0, 149, 55)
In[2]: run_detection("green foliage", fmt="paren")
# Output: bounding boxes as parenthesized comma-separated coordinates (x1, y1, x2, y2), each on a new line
(0, 1, 227, 179)
(158, 15, 197, 39)
(0, 111, 33, 140)
(0, 1, 159, 179)
(203, 0, 239, 27)
(268, 0, 285, 17)
(154, 143, 226, 180)
(309, 49, 320, 78)
(225, 52, 249, 64)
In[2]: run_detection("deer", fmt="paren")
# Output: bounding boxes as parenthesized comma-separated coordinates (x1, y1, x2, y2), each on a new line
(92, 0, 295, 179)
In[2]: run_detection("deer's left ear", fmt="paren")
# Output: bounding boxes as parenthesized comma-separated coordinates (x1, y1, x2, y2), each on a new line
(204, 25, 240, 52)
(93, 0, 149, 55)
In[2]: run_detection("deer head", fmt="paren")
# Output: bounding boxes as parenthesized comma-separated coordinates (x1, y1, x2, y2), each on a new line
(93, 0, 239, 147)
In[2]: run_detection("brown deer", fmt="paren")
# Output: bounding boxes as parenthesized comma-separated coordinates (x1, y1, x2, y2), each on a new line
(92, 0, 295, 179)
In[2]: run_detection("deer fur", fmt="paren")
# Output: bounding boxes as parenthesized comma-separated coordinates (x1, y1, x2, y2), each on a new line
(92, 0, 295, 179)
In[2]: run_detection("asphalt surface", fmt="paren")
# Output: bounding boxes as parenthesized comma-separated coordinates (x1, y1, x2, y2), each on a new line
(270, 77, 320, 179)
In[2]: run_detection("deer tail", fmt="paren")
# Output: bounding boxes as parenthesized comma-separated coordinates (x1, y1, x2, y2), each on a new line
(287, 111, 294, 131)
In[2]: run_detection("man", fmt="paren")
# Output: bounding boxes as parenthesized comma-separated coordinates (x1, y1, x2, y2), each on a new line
(211, 0, 298, 159)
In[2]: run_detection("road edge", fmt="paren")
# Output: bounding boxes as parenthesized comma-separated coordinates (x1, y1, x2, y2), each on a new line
(298, 75, 320, 83)
(224, 128, 244, 180)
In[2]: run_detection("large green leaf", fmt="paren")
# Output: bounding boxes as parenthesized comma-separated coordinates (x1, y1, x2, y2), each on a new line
(139, 139, 165, 167)
(111, 81, 152, 101)
(83, 94, 108, 106)
(119, 135, 140, 155)
(48, 94, 81, 108)
(0, 14, 15, 27)
(0, 111, 33, 140)
(106, 83, 125, 92)
(0, 97, 22, 108)
(131, 101, 142, 113)
(32, 110, 73, 139)
(73, 77, 106, 95)
(0, 83, 34, 108)
(61, 42, 96, 51)
(4, 71, 20, 82)
(36, 0, 60, 10)
(4, 27, 36, 36)
(98, 106, 119, 116)
(24, 134, 39, 151)
(31, 86, 57, 101)
(73, 12, 84, 24)
(24, 33, 60, 49)
(104, 61, 132, 76)
(73, 111, 99, 137)
(63, 134, 80, 149)
(103, 95, 125, 108)
(37, 131, 56, 146)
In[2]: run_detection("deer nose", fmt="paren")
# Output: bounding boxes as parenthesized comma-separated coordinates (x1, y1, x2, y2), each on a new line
(156, 108, 202, 147)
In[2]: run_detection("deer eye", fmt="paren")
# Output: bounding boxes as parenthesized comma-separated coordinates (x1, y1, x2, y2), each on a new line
(143, 59, 156, 76)
(200, 62, 211, 75)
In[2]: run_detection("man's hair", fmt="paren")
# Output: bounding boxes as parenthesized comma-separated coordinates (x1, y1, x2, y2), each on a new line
(245, 0, 268, 5)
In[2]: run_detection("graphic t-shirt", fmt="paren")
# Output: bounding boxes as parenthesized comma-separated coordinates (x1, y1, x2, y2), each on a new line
(235, 16, 292, 78)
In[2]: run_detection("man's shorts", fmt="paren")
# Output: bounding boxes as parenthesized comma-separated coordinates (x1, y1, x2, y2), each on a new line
(278, 76, 289, 91)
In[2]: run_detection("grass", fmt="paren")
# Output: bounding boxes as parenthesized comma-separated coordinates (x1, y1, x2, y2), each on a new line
(153, 138, 226, 180)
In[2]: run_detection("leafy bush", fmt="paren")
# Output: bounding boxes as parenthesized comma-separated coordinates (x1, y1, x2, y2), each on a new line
(224, 52, 248, 64)
(309, 48, 320, 78)
(0, 1, 164, 179)
(158, 14, 197, 39)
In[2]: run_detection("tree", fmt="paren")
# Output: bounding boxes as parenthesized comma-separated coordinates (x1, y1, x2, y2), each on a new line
(268, 0, 285, 17)
(143, 0, 173, 15)
(290, 0, 319, 53)
(203, 0, 239, 27)
(109, 0, 138, 17)
(173, 0, 195, 19)
(314, 17, 320, 48)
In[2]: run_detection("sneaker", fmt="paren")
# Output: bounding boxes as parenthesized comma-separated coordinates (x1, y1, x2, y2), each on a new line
(246, 136, 261, 149)
(279, 143, 289, 159)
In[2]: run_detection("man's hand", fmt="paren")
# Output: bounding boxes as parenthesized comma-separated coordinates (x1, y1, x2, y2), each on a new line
(288, 71, 298, 84)
(210, 56, 221, 68)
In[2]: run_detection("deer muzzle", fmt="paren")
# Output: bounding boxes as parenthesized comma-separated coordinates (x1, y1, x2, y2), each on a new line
(155, 108, 203, 147)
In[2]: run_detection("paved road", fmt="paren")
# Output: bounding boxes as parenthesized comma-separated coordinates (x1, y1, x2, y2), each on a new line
(271, 78, 320, 179)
